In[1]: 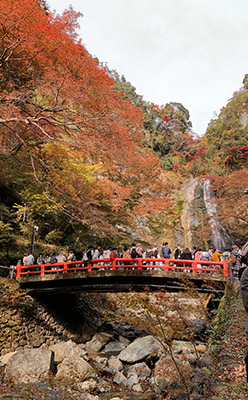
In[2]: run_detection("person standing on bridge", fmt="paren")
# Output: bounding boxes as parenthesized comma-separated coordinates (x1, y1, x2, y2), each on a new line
(84, 246, 93, 267)
(57, 250, 66, 263)
(92, 247, 99, 260)
(50, 251, 57, 265)
(162, 242, 171, 259)
(25, 253, 34, 266)
(67, 250, 76, 262)
(174, 244, 181, 260)
(136, 243, 143, 258)
(179, 248, 193, 272)
(211, 248, 223, 263)
(44, 254, 51, 264)
(22, 253, 28, 266)
(208, 246, 214, 261)
(37, 254, 44, 265)
(230, 245, 241, 279)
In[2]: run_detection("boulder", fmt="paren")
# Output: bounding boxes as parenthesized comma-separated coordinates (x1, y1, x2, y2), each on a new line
(78, 395, 99, 400)
(50, 340, 81, 363)
(196, 344, 207, 354)
(56, 354, 94, 381)
(94, 356, 108, 367)
(78, 379, 97, 391)
(80, 323, 96, 343)
(1, 351, 17, 364)
(85, 333, 113, 352)
(189, 319, 207, 335)
(4, 348, 54, 384)
(108, 356, 123, 372)
(172, 340, 207, 364)
(97, 378, 114, 393)
(109, 398, 122, 400)
(118, 335, 130, 346)
(126, 362, 151, 380)
(113, 371, 128, 387)
(102, 341, 126, 354)
(126, 371, 139, 389)
(132, 383, 143, 392)
(118, 335, 161, 363)
(154, 353, 191, 391)
(172, 340, 196, 361)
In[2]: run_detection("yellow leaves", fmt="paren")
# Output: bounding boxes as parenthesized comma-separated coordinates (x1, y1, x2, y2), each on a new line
(41, 142, 101, 183)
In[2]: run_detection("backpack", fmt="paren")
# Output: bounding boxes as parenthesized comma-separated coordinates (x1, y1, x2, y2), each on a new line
(50, 255, 57, 264)
(153, 249, 158, 258)
(200, 251, 209, 261)
(110, 252, 115, 261)
(131, 248, 137, 259)
(86, 249, 92, 260)
(229, 253, 236, 264)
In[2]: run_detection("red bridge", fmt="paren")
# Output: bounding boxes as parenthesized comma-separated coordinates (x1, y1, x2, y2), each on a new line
(16, 257, 229, 294)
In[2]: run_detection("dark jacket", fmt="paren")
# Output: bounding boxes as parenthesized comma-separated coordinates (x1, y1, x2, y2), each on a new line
(240, 267, 248, 313)
(180, 250, 193, 260)
(162, 246, 171, 259)
(174, 248, 181, 259)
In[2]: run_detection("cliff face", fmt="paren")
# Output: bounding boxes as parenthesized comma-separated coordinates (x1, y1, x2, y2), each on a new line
(172, 178, 234, 251)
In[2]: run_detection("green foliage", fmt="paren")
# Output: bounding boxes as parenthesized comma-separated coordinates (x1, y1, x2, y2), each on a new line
(44, 229, 62, 244)
(207, 308, 229, 350)
(204, 77, 248, 174)
(0, 221, 12, 248)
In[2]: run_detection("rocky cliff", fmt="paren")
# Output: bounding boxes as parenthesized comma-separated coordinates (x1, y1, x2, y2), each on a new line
(172, 178, 234, 251)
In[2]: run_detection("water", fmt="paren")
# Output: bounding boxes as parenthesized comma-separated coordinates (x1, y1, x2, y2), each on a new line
(203, 179, 234, 251)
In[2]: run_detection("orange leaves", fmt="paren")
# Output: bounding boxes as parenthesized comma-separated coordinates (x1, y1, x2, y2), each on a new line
(0, 0, 176, 240)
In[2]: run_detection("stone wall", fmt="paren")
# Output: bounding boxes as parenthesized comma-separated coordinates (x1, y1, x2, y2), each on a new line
(0, 278, 95, 355)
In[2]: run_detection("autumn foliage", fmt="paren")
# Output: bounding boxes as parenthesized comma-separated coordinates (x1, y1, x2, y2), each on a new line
(0, 0, 175, 247)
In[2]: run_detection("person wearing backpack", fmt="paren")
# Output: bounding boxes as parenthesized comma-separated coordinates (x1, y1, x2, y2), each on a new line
(83, 246, 93, 268)
(130, 243, 137, 259)
(67, 250, 76, 262)
(174, 244, 181, 260)
(136, 243, 143, 258)
(122, 246, 131, 266)
(230, 245, 241, 279)
(162, 242, 171, 259)
(200, 247, 209, 271)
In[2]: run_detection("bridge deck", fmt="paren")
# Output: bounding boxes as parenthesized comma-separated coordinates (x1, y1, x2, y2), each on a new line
(16, 258, 229, 294)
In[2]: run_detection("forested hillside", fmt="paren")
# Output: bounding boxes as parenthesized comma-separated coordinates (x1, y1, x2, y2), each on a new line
(203, 76, 248, 243)
(0, 0, 247, 266)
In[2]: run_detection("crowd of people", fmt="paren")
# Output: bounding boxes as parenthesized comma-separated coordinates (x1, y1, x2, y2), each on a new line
(21, 241, 248, 278)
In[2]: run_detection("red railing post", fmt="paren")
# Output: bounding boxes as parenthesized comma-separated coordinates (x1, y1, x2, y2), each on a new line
(164, 259, 169, 271)
(223, 260, 229, 276)
(192, 261, 198, 273)
(16, 263, 22, 278)
(112, 259, 116, 270)
(137, 258, 142, 270)
(40, 264, 45, 275)
(64, 262, 68, 273)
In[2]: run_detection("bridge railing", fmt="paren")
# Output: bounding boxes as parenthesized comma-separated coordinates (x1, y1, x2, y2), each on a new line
(16, 257, 229, 278)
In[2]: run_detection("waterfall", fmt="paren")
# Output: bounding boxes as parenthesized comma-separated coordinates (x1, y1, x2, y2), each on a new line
(203, 179, 234, 251)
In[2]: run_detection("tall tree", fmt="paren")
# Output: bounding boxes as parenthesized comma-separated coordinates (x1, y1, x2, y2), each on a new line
(0, 0, 175, 244)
